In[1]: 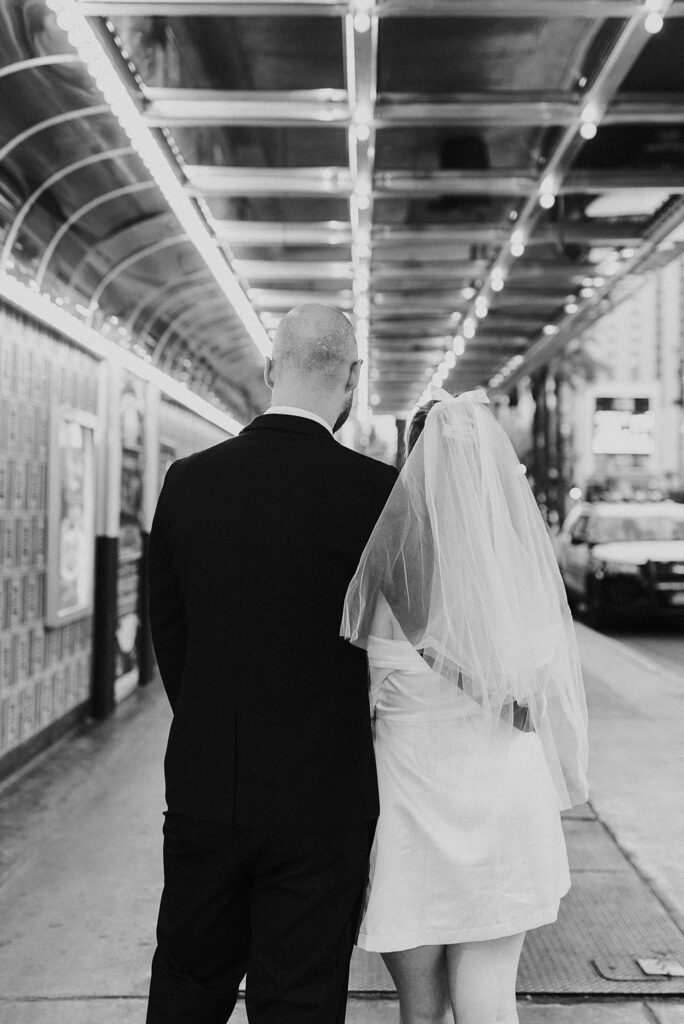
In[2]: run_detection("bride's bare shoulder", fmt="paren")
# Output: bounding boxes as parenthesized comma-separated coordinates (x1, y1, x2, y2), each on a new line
(371, 593, 405, 642)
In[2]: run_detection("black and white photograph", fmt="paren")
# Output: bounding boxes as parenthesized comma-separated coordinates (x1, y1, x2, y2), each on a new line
(1, 2, 684, 1024)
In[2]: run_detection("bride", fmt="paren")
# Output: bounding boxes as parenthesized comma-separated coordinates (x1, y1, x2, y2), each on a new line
(341, 388, 589, 1024)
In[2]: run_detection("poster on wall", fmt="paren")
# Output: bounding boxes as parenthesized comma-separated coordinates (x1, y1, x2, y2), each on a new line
(46, 409, 97, 627)
(115, 374, 146, 703)
(119, 376, 145, 561)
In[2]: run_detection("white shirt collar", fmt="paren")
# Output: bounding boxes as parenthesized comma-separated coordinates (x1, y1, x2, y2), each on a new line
(265, 406, 333, 435)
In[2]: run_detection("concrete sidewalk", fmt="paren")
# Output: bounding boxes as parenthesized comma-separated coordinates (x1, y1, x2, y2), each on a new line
(0, 626, 683, 1023)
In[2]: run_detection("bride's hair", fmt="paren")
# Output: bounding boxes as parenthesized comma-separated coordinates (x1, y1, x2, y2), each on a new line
(406, 400, 438, 456)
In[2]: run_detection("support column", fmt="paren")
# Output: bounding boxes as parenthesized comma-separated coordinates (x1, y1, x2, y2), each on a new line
(531, 368, 549, 518)
(91, 362, 121, 720)
(139, 384, 160, 686)
(396, 418, 406, 469)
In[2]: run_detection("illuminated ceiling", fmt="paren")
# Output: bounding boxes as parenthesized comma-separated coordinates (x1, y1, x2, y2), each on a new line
(2, 0, 684, 421)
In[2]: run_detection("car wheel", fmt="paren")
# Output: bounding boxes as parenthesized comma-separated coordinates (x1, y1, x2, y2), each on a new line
(587, 582, 610, 631)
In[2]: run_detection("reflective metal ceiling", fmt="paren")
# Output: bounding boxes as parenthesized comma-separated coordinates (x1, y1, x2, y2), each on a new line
(2, 0, 684, 419)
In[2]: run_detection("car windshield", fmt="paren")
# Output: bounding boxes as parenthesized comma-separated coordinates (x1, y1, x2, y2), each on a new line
(592, 514, 684, 543)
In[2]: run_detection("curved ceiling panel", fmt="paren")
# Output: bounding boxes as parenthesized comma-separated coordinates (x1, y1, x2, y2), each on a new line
(0, 1, 271, 422)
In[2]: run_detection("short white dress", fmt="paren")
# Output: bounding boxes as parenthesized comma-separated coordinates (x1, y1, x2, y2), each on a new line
(357, 635, 571, 953)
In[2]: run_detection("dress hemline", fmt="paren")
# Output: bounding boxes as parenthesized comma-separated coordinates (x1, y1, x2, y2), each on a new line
(355, 891, 569, 953)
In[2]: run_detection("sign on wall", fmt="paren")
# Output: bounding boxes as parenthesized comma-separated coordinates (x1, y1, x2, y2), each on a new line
(591, 396, 655, 456)
(46, 409, 97, 627)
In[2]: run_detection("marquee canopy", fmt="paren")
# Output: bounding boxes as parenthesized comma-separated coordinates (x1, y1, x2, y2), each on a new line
(1, 0, 684, 421)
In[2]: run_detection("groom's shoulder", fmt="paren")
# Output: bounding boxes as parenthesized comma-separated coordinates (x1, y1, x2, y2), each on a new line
(336, 445, 398, 489)
(170, 436, 244, 473)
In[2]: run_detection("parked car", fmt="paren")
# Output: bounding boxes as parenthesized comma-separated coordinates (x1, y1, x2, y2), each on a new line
(555, 501, 684, 628)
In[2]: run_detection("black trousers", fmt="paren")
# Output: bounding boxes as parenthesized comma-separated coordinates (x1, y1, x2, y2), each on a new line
(146, 814, 374, 1024)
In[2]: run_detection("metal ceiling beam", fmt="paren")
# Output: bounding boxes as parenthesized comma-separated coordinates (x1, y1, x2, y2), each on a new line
(87, 234, 190, 319)
(0, 54, 82, 81)
(143, 86, 684, 132)
(75, 0, 684, 15)
(373, 351, 448, 363)
(184, 166, 352, 197)
(125, 268, 211, 332)
(372, 262, 489, 281)
(486, 293, 570, 310)
(371, 321, 461, 335)
(561, 170, 684, 193)
(506, 264, 599, 280)
(373, 297, 463, 312)
(36, 180, 158, 290)
(154, 297, 236, 367)
(380, 93, 684, 127)
(373, 222, 643, 246)
(0, 104, 110, 164)
(188, 166, 673, 199)
(377, 93, 576, 127)
(233, 259, 353, 281)
(248, 288, 354, 309)
(212, 220, 352, 246)
(0, 146, 135, 272)
(376, 0, 680, 16)
(77, 0, 345, 13)
(137, 275, 217, 341)
(376, 170, 536, 195)
(144, 88, 349, 127)
(66, 209, 178, 292)
(374, 338, 458, 349)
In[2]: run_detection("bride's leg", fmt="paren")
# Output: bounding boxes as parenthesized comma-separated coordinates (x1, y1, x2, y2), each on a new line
(382, 945, 452, 1024)
(444, 932, 526, 1024)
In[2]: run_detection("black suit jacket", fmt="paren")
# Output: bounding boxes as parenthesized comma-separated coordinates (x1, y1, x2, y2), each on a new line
(148, 414, 398, 829)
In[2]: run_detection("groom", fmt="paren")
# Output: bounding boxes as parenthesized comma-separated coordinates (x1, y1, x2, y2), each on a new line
(146, 303, 397, 1023)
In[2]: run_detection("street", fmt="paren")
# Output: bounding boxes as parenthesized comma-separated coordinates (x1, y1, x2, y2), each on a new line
(606, 620, 684, 681)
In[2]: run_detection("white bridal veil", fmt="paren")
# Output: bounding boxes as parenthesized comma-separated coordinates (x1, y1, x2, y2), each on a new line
(342, 388, 589, 810)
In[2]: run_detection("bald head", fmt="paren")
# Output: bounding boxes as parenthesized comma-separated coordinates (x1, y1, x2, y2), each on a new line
(272, 304, 357, 389)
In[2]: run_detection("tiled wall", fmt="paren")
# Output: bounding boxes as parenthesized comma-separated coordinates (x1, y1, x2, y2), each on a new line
(0, 305, 98, 761)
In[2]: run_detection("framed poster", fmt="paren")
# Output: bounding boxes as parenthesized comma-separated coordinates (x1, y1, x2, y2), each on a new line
(46, 408, 97, 627)
(114, 374, 147, 703)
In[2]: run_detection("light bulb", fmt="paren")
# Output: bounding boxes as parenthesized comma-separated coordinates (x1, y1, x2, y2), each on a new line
(644, 12, 664, 33)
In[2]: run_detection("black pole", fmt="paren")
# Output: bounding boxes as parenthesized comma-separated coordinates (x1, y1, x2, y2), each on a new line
(138, 530, 156, 686)
(91, 535, 119, 720)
